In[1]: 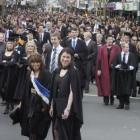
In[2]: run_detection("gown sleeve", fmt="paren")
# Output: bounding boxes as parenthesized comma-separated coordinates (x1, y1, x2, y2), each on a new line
(69, 68, 83, 126)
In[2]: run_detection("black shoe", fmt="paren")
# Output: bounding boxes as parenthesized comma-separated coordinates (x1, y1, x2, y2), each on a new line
(124, 105, 130, 110)
(104, 100, 109, 105)
(110, 98, 114, 105)
(131, 93, 136, 97)
(109, 96, 114, 105)
(116, 105, 124, 109)
(104, 102, 109, 105)
(110, 100, 114, 105)
(103, 96, 109, 105)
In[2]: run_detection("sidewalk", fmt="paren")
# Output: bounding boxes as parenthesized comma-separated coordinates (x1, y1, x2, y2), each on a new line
(85, 83, 140, 100)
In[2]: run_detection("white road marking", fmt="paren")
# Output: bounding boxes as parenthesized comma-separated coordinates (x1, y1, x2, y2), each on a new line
(84, 94, 140, 100)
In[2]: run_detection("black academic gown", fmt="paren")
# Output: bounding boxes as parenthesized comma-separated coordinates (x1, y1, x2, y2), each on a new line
(51, 68, 83, 140)
(36, 32, 51, 54)
(66, 39, 88, 91)
(112, 52, 136, 96)
(0, 52, 18, 102)
(20, 70, 51, 139)
(14, 57, 28, 101)
(85, 40, 97, 87)
(13, 45, 27, 101)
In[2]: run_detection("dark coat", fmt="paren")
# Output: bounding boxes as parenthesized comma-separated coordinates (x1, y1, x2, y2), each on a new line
(61, 36, 69, 48)
(66, 38, 88, 89)
(0, 42, 5, 62)
(86, 40, 97, 81)
(44, 45, 52, 71)
(0, 51, 19, 101)
(60, 25, 68, 39)
(112, 52, 136, 96)
(86, 40, 97, 63)
(36, 32, 51, 54)
(20, 70, 51, 138)
(51, 68, 83, 140)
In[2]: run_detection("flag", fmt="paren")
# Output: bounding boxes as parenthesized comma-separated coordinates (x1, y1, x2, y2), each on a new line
(31, 76, 50, 105)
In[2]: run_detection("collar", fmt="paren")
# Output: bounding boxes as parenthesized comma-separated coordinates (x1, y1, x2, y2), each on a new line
(72, 37, 78, 42)
(52, 44, 62, 51)
(122, 51, 129, 55)
(86, 39, 91, 44)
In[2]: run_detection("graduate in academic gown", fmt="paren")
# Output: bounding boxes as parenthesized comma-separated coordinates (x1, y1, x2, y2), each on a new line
(19, 54, 51, 140)
(50, 48, 83, 140)
(96, 35, 121, 105)
(66, 27, 88, 95)
(0, 40, 19, 114)
(83, 31, 97, 93)
(112, 42, 136, 110)
(14, 41, 38, 101)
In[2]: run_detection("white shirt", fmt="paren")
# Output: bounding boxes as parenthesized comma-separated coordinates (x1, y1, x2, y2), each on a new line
(121, 51, 134, 70)
(39, 32, 44, 41)
(115, 52, 134, 70)
(121, 51, 129, 64)
(71, 38, 78, 48)
(85, 39, 91, 46)
(42, 33, 44, 41)
(50, 45, 63, 72)
(93, 24, 99, 33)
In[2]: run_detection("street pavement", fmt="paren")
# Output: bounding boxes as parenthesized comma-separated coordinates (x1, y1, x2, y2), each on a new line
(0, 85, 140, 140)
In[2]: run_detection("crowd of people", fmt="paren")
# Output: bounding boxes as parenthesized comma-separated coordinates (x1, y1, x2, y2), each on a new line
(0, 8, 140, 140)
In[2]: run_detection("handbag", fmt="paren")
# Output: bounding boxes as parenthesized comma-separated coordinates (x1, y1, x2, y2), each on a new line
(54, 98, 68, 117)
(9, 107, 21, 125)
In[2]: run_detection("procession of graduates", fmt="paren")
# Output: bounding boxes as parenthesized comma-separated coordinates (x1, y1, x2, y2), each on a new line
(0, 9, 140, 140)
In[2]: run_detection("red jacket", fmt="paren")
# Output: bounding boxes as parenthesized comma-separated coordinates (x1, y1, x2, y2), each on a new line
(96, 44, 121, 96)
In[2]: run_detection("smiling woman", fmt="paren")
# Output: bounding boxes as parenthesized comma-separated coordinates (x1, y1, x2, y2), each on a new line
(58, 49, 74, 69)
(25, 41, 38, 58)
(19, 53, 52, 140)
(50, 48, 83, 140)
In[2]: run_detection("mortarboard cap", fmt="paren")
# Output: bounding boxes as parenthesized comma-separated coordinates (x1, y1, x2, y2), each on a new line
(8, 32, 19, 42)
(26, 28, 37, 39)
(29, 28, 37, 34)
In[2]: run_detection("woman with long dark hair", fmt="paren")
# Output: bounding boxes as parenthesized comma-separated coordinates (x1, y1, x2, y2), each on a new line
(50, 48, 83, 140)
(19, 53, 51, 140)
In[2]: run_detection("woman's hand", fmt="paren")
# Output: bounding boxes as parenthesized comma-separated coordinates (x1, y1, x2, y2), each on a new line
(49, 107, 53, 117)
(16, 102, 21, 109)
(62, 108, 70, 120)
(74, 53, 79, 58)
(31, 88, 36, 94)
(2, 60, 7, 63)
(97, 70, 101, 76)
(115, 64, 121, 69)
